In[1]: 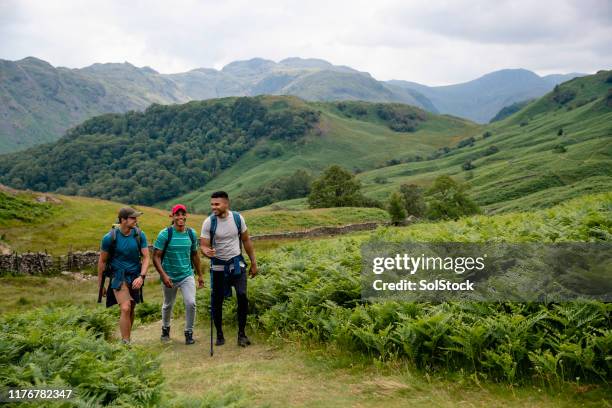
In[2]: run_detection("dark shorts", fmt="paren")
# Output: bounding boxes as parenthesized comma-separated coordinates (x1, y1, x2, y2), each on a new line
(106, 280, 143, 308)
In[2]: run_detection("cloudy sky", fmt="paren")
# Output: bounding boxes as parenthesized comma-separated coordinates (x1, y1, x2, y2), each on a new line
(1, 0, 610, 85)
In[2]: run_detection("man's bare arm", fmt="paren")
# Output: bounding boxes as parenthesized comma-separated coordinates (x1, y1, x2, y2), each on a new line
(191, 251, 204, 288)
(241, 230, 257, 277)
(153, 249, 173, 288)
(200, 237, 216, 258)
(97, 251, 109, 296)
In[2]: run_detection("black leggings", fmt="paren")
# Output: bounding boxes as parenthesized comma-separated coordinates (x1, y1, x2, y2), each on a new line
(211, 268, 248, 336)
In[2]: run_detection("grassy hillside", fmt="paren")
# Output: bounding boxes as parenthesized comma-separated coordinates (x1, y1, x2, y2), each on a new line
(0, 96, 321, 205)
(354, 70, 612, 214)
(0, 93, 479, 213)
(172, 101, 479, 213)
(0, 190, 389, 254)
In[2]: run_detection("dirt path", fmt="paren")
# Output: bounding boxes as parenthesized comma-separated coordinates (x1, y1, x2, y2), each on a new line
(131, 321, 598, 408)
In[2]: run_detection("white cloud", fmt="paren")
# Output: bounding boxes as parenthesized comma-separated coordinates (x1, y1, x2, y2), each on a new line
(0, 0, 610, 85)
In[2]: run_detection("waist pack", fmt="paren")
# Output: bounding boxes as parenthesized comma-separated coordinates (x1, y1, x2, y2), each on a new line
(210, 254, 246, 298)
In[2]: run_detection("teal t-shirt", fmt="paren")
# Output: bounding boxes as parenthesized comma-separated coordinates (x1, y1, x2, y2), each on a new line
(154, 226, 198, 283)
(100, 228, 148, 275)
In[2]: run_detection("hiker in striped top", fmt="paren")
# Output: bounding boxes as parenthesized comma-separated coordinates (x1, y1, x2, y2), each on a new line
(152, 204, 203, 345)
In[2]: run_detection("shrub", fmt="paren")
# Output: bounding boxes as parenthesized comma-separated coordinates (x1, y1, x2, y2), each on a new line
(0, 307, 163, 405)
(387, 192, 407, 225)
(483, 145, 499, 156)
(424, 175, 480, 220)
(456, 137, 476, 149)
(462, 160, 476, 170)
(399, 183, 426, 218)
(248, 193, 612, 383)
(374, 176, 388, 184)
(553, 144, 567, 153)
(552, 85, 576, 105)
(308, 165, 367, 208)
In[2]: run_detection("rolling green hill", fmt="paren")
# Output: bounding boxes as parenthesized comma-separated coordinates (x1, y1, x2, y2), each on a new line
(1, 71, 609, 218)
(355, 70, 612, 213)
(0, 96, 479, 213)
(168, 101, 479, 213)
(0, 96, 321, 205)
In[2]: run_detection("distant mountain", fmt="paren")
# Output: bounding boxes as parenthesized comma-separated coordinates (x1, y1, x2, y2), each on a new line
(0, 56, 434, 153)
(387, 69, 587, 123)
(0, 56, 589, 153)
(0, 57, 188, 153)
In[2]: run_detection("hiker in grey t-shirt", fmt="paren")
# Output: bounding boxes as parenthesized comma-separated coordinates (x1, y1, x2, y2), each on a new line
(200, 191, 257, 347)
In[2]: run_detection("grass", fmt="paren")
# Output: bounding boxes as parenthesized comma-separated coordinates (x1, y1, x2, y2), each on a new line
(133, 321, 611, 408)
(0, 190, 57, 225)
(0, 192, 389, 254)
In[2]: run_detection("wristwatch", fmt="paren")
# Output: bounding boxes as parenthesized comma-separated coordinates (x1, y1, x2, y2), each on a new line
(139, 274, 146, 280)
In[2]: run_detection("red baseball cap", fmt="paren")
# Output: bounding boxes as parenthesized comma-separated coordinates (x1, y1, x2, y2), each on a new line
(171, 204, 187, 215)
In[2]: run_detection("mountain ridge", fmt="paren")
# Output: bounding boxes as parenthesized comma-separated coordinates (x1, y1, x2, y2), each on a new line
(0, 55, 590, 153)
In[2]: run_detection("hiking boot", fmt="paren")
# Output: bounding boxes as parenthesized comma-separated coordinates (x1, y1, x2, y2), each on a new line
(161, 326, 170, 342)
(237, 333, 251, 347)
(185, 330, 195, 345)
(215, 335, 225, 346)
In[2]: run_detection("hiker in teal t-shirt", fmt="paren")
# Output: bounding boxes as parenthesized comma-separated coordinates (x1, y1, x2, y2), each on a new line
(152, 204, 203, 345)
(98, 207, 150, 346)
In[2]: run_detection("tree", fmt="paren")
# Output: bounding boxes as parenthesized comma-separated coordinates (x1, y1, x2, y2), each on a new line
(456, 137, 476, 148)
(308, 165, 365, 208)
(399, 183, 426, 217)
(462, 160, 476, 170)
(425, 175, 480, 220)
(387, 192, 407, 225)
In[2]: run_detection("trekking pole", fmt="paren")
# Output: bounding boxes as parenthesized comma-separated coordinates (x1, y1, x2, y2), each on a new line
(209, 300, 213, 357)
(209, 267, 214, 357)
(97, 275, 105, 303)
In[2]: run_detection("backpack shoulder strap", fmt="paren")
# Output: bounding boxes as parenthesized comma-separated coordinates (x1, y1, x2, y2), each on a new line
(133, 226, 143, 259)
(232, 211, 243, 252)
(187, 228, 197, 252)
(209, 214, 218, 246)
(232, 211, 242, 236)
(108, 227, 118, 259)
(161, 226, 173, 261)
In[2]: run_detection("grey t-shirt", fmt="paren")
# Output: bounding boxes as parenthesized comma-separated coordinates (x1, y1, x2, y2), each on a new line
(200, 211, 247, 262)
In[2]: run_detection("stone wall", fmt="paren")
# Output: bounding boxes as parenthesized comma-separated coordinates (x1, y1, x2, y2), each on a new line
(0, 220, 402, 274)
(0, 252, 57, 275)
(250, 221, 384, 240)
